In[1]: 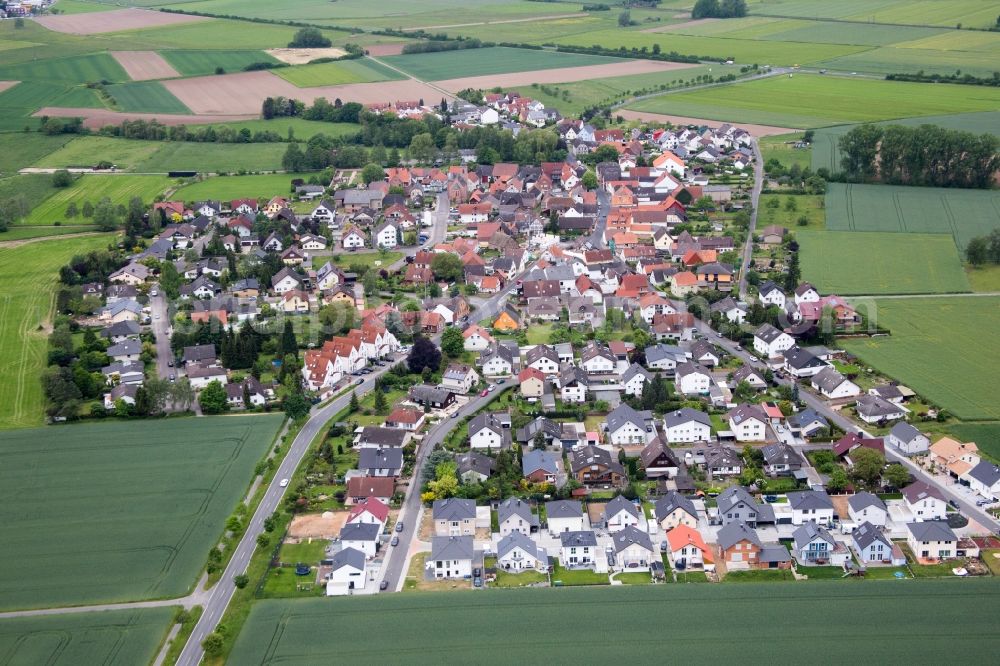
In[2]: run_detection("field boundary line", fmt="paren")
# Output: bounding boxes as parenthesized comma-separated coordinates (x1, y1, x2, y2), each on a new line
(892, 190, 906, 232)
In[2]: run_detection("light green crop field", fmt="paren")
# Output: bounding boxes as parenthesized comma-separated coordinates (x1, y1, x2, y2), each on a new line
(0, 235, 112, 430)
(136, 141, 289, 173)
(628, 75, 1000, 129)
(113, 19, 305, 50)
(33, 136, 163, 171)
(161, 49, 279, 77)
(947, 423, 1000, 462)
(820, 46, 1000, 78)
(106, 80, 191, 114)
(383, 47, 626, 81)
(0, 608, 174, 665)
(0, 52, 128, 85)
(825, 183, 1000, 250)
(842, 297, 1000, 420)
(0, 80, 103, 132)
(755, 0, 1000, 29)
(275, 58, 403, 87)
(231, 582, 1000, 663)
(0, 174, 60, 222)
(811, 112, 1000, 173)
(0, 415, 283, 610)
(798, 230, 970, 296)
(22, 175, 174, 225)
(0, 225, 99, 240)
(184, 117, 361, 140)
(173, 173, 302, 200)
(0, 132, 74, 175)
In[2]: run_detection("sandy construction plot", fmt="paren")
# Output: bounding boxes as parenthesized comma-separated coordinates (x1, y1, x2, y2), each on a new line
(111, 51, 180, 81)
(0, 81, 18, 94)
(33, 8, 208, 35)
(434, 59, 697, 92)
(288, 512, 347, 539)
(163, 70, 448, 115)
(266, 47, 347, 65)
(618, 109, 795, 137)
(33, 107, 257, 129)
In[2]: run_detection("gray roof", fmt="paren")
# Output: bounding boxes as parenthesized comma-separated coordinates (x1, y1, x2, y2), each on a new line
(568, 445, 625, 476)
(559, 530, 597, 548)
(784, 346, 826, 371)
(606, 403, 650, 434)
(546, 499, 583, 519)
(654, 491, 697, 522)
(522, 448, 559, 476)
(759, 545, 791, 564)
(852, 521, 890, 550)
(340, 521, 380, 542)
(754, 323, 787, 343)
(758, 280, 783, 297)
(856, 394, 904, 418)
(812, 366, 850, 393)
(760, 442, 804, 467)
(525, 344, 559, 367)
(717, 521, 760, 550)
(106, 339, 141, 356)
(604, 495, 640, 521)
(357, 426, 407, 448)
(690, 339, 720, 361)
(456, 452, 493, 478)
(409, 384, 452, 404)
(966, 461, 1000, 488)
(704, 444, 742, 470)
(330, 547, 365, 572)
(611, 525, 653, 553)
(497, 532, 545, 561)
(621, 363, 652, 385)
(559, 364, 589, 388)
(787, 408, 827, 429)
(431, 535, 474, 561)
(675, 360, 711, 379)
(717, 486, 758, 515)
(516, 416, 561, 443)
(433, 498, 476, 522)
(848, 491, 886, 513)
(645, 343, 685, 365)
(902, 481, 944, 504)
(358, 448, 403, 472)
(498, 498, 538, 528)
(889, 421, 924, 444)
(787, 490, 833, 511)
(731, 365, 766, 385)
(664, 407, 711, 429)
(100, 320, 140, 338)
(907, 521, 957, 542)
(793, 521, 835, 549)
(727, 403, 767, 427)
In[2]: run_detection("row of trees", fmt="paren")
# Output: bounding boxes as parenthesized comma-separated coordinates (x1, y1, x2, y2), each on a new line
(692, 0, 747, 19)
(838, 123, 999, 188)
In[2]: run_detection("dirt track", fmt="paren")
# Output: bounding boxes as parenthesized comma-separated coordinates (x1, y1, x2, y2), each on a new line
(617, 109, 796, 137)
(33, 107, 258, 129)
(162, 70, 449, 115)
(33, 8, 208, 35)
(0, 81, 18, 94)
(111, 51, 180, 81)
(434, 59, 698, 92)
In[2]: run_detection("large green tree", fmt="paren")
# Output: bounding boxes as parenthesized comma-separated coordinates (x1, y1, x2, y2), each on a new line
(198, 380, 229, 414)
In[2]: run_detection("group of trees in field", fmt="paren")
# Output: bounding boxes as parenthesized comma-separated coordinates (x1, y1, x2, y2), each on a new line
(288, 27, 331, 48)
(966, 229, 1000, 266)
(838, 123, 1000, 188)
(692, 0, 747, 19)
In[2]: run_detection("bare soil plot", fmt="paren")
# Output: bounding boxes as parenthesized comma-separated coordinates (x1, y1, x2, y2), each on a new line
(365, 43, 407, 57)
(265, 47, 347, 65)
(0, 81, 18, 94)
(434, 59, 697, 92)
(33, 106, 257, 129)
(643, 18, 719, 33)
(288, 511, 347, 539)
(33, 8, 208, 35)
(111, 51, 180, 81)
(617, 109, 796, 136)
(163, 70, 448, 115)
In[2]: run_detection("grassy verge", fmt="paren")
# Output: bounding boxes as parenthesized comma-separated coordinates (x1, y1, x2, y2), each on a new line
(723, 568, 795, 582)
(162, 605, 203, 666)
(551, 564, 609, 586)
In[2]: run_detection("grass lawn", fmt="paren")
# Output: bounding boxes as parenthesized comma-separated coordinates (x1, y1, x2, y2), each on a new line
(615, 572, 653, 585)
(322, 251, 404, 273)
(259, 567, 325, 599)
(136, 141, 289, 174)
(160, 49, 279, 77)
(760, 132, 811, 171)
(275, 58, 402, 87)
(278, 539, 329, 565)
(628, 75, 1000, 129)
(383, 46, 626, 81)
(0, 173, 59, 222)
(0, 235, 110, 429)
(965, 265, 1000, 293)
(674, 570, 710, 583)
(799, 565, 850, 580)
(982, 550, 1000, 576)
(0, 415, 283, 610)
(404, 552, 470, 592)
(825, 183, 1000, 251)
(525, 323, 553, 345)
(862, 565, 912, 580)
(0, 608, 174, 666)
(840, 297, 1000, 421)
(0, 224, 99, 240)
(723, 568, 795, 582)
(758, 194, 825, 230)
(551, 563, 609, 586)
(173, 173, 305, 201)
(105, 80, 190, 114)
(33, 136, 162, 171)
(492, 568, 548, 588)
(797, 230, 970, 295)
(232, 580, 1000, 662)
(22, 174, 174, 225)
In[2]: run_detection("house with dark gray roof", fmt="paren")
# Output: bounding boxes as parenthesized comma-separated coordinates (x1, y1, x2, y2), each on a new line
(516, 416, 562, 445)
(963, 461, 1000, 501)
(886, 422, 930, 456)
(703, 444, 743, 478)
(433, 498, 477, 536)
(429, 536, 474, 579)
(546, 500, 585, 533)
(731, 364, 767, 390)
(456, 452, 493, 483)
(906, 521, 957, 560)
(787, 491, 834, 525)
(357, 448, 402, 477)
(621, 362, 652, 397)
(760, 442, 805, 476)
(851, 521, 901, 564)
(497, 498, 539, 536)
(717, 486, 770, 527)
(408, 384, 455, 409)
(640, 437, 680, 479)
(568, 445, 626, 487)
(469, 412, 512, 450)
(605, 403, 655, 445)
(663, 407, 712, 444)
(559, 531, 598, 569)
(783, 346, 828, 378)
(611, 525, 654, 569)
(848, 492, 888, 526)
(855, 394, 908, 425)
(792, 521, 849, 566)
(654, 491, 698, 530)
(339, 522, 380, 557)
(787, 408, 829, 438)
(496, 532, 547, 572)
(811, 366, 860, 399)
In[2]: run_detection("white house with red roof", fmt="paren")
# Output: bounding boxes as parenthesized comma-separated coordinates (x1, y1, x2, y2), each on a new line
(346, 497, 390, 529)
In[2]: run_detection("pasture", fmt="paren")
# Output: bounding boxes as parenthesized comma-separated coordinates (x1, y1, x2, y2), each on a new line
(231, 581, 1000, 663)
(276, 58, 403, 87)
(0, 415, 283, 610)
(628, 75, 1000, 129)
(185, 117, 361, 140)
(106, 80, 191, 114)
(842, 296, 1000, 421)
(33, 136, 163, 171)
(825, 183, 1000, 250)
(173, 173, 302, 200)
(161, 49, 279, 77)
(0, 132, 74, 175)
(136, 141, 289, 173)
(0, 608, 173, 665)
(22, 175, 174, 225)
(382, 47, 625, 81)
(114, 17, 304, 50)
(0, 236, 111, 430)
(797, 230, 970, 295)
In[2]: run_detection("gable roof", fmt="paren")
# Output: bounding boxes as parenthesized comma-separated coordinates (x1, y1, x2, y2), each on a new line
(431, 535, 474, 561)
(604, 495, 640, 521)
(559, 530, 597, 548)
(497, 532, 545, 561)
(717, 521, 760, 550)
(787, 490, 833, 511)
(432, 498, 476, 521)
(347, 497, 390, 523)
(852, 521, 890, 550)
(907, 520, 957, 542)
(793, 521, 835, 549)
(611, 525, 653, 553)
(340, 521, 380, 542)
(654, 491, 698, 522)
(330, 547, 365, 572)
(848, 491, 887, 513)
(498, 498, 538, 527)
(523, 448, 559, 476)
(606, 403, 649, 434)
(666, 525, 713, 562)
(902, 481, 944, 505)
(546, 499, 583, 519)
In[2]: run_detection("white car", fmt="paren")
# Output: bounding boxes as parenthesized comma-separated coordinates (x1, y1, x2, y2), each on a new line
(279, 478, 289, 488)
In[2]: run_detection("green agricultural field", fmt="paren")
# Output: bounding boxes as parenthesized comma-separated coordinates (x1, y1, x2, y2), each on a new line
(0, 133, 74, 175)
(22, 174, 174, 225)
(0, 53, 128, 85)
(0, 225, 99, 241)
(628, 75, 1000, 129)
(276, 58, 403, 87)
(105, 80, 190, 114)
(382, 47, 625, 81)
(797, 230, 970, 295)
(33, 136, 163, 171)
(186, 117, 361, 140)
(173, 173, 304, 201)
(114, 18, 305, 51)
(0, 174, 61, 222)
(136, 141, 289, 173)
(0, 235, 111, 430)
(821, 46, 1000, 78)
(751, 0, 1000, 29)
(842, 296, 1000, 421)
(0, 608, 174, 665)
(161, 49, 279, 77)
(0, 80, 103, 132)
(231, 581, 1000, 663)
(825, 183, 1000, 250)
(0, 415, 283, 610)
(947, 423, 1000, 462)
(811, 112, 1000, 173)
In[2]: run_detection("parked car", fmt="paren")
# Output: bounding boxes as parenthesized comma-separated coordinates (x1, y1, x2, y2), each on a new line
(395, 521, 404, 532)
(480, 389, 489, 397)
(356, 378, 364, 385)
(451, 411, 460, 419)
(473, 577, 482, 588)
(391, 536, 399, 546)
(379, 580, 389, 591)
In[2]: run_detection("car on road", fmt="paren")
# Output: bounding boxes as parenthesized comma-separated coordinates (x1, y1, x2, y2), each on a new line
(169, 374, 175, 381)
(395, 521, 404, 532)
(356, 378, 364, 385)
(660, 540, 668, 552)
(379, 580, 389, 591)
(487, 384, 495, 392)
(279, 478, 289, 487)
(480, 389, 489, 397)
(167, 360, 173, 367)
(391, 536, 399, 546)
(473, 568, 481, 577)
(451, 411, 460, 419)
(497, 378, 505, 384)
(150, 290, 158, 297)
(154, 313, 160, 320)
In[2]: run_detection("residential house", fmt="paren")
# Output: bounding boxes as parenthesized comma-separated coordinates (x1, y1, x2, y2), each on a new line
(358, 448, 403, 477)
(523, 449, 560, 486)
(787, 491, 834, 526)
(674, 361, 712, 396)
(760, 442, 805, 476)
(811, 366, 861, 400)
(731, 365, 767, 391)
(346, 497, 390, 529)
(496, 532, 548, 572)
(727, 404, 768, 442)
(339, 522, 380, 558)
(717, 486, 768, 527)
(456, 452, 493, 484)
(559, 531, 598, 569)
(848, 492, 888, 527)
(717, 521, 761, 569)
(441, 363, 479, 395)
(753, 323, 794, 358)
(518, 367, 546, 400)
(525, 344, 560, 375)
(463, 325, 494, 352)
(611, 525, 655, 570)
(603, 495, 641, 531)
(666, 525, 713, 570)
(902, 482, 947, 522)
(783, 346, 828, 378)
(887, 422, 930, 456)
(964, 461, 1000, 501)
(621, 363, 652, 397)
(929, 436, 980, 480)
(605, 403, 655, 446)
(546, 500, 586, 534)
(408, 384, 455, 410)
(569, 446, 626, 487)
(906, 521, 957, 560)
(787, 409, 829, 438)
(579, 341, 616, 374)
(384, 406, 425, 432)
(433, 498, 476, 537)
(355, 426, 407, 450)
(852, 522, 902, 565)
(644, 343, 685, 372)
(689, 340, 721, 368)
(497, 498, 539, 537)
(757, 280, 786, 308)
(346, 476, 394, 505)
(429, 536, 474, 579)
(558, 365, 588, 404)
(703, 444, 743, 478)
(469, 412, 511, 450)
(654, 492, 699, 531)
(640, 437, 680, 479)
(791, 521, 850, 566)
(325, 547, 366, 594)
(855, 395, 907, 424)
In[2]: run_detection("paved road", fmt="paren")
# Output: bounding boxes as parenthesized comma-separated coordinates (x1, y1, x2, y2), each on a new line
(588, 187, 611, 249)
(681, 304, 1000, 533)
(738, 138, 764, 300)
